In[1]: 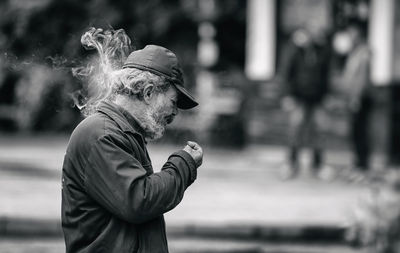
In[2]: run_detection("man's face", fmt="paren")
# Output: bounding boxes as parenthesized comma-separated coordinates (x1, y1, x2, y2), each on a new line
(147, 85, 179, 138)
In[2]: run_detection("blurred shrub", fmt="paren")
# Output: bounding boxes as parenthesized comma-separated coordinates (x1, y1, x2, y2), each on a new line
(0, 0, 247, 134)
(0, 0, 199, 132)
(14, 64, 81, 131)
(346, 170, 400, 252)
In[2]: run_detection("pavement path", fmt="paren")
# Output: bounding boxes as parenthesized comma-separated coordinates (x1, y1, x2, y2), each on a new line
(0, 134, 371, 241)
(0, 238, 364, 253)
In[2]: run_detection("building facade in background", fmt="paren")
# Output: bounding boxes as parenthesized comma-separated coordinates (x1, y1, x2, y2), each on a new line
(244, 0, 400, 167)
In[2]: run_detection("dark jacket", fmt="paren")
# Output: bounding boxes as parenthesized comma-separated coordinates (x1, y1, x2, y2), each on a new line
(279, 40, 330, 105)
(61, 101, 197, 253)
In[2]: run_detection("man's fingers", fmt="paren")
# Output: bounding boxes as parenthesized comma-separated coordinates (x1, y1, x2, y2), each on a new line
(187, 141, 196, 147)
(182, 142, 203, 168)
(187, 141, 200, 149)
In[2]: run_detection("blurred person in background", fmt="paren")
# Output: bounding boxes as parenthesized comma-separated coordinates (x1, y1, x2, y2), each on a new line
(277, 24, 332, 180)
(340, 21, 372, 182)
(62, 43, 203, 252)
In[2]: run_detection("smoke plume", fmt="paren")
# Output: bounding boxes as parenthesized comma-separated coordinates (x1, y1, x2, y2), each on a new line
(72, 27, 134, 116)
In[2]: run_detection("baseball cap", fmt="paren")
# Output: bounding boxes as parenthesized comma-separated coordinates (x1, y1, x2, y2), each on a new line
(123, 45, 198, 109)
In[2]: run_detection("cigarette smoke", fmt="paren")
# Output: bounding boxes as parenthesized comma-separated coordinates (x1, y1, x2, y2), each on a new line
(72, 27, 134, 116)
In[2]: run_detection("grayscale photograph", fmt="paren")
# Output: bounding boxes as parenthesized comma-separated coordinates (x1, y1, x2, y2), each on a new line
(0, 0, 399, 252)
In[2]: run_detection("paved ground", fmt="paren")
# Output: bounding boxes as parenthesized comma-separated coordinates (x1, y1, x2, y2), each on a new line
(0, 134, 373, 251)
(0, 238, 364, 253)
(0, 134, 368, 223)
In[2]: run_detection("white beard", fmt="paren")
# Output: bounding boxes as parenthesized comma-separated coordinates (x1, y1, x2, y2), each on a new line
(136, 108, 166, 141)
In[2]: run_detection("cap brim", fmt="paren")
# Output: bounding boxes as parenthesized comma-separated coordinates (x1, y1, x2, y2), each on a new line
(173, 84, 198, 110)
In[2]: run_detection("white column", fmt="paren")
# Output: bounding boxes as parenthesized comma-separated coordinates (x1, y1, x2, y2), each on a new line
(245, 0, 276, 81)
(369, 0, 395, 86)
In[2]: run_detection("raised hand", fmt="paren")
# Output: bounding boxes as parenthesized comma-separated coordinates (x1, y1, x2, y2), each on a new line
(183, 141, 203, 168)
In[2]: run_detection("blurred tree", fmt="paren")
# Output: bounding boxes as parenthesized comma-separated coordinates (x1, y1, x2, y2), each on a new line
(214, 0, 246, 70)
(0, 0, 247, 136)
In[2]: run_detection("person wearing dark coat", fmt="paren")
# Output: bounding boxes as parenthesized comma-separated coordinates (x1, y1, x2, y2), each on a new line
(62, 44, 203, 253)
(278, 27, 331, 180)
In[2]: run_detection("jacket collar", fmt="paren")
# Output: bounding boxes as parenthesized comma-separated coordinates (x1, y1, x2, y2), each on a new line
(97, 101, 147, 140)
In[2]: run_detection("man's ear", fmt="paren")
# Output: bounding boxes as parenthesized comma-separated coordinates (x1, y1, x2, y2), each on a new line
(143, 83, 155, 104)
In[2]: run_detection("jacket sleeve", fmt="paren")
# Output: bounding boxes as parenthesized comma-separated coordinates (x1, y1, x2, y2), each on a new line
(83, 133, 197, 224)
(341, 46, 370, 101)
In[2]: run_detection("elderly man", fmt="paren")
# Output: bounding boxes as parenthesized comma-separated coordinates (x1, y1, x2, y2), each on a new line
(62, 45, 203, 252)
